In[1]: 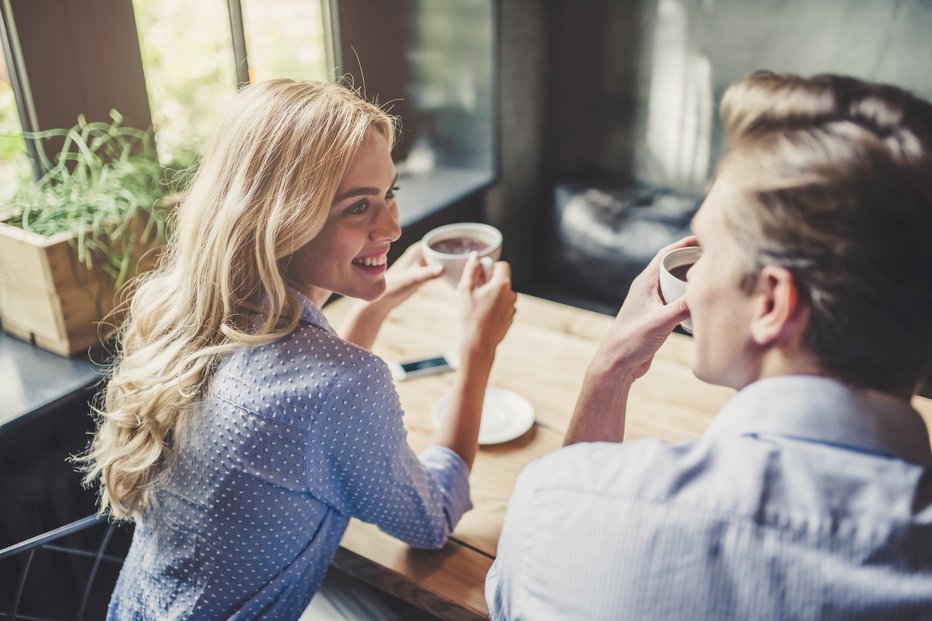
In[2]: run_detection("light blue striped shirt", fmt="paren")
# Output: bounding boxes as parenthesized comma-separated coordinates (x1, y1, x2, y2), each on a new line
(109, 292, 472, 620)
(487, 375, 932, 620)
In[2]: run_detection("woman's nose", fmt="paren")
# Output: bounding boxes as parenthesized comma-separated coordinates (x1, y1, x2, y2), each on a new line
(371, 203, 401, 242)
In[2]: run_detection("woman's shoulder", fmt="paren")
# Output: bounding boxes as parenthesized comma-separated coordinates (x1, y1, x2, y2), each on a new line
(210, 322, 392, 421)
(283, 321, 390, 378)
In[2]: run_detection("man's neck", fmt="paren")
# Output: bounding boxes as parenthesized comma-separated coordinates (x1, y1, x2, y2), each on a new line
(750, 351, 915, 403)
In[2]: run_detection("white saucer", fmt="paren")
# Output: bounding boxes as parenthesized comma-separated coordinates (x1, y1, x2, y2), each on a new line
(431, 387, 535, 445)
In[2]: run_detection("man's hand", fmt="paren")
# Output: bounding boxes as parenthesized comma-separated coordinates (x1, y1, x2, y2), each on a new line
(592, 236, 695, 382)
(564, 236, 695, 445)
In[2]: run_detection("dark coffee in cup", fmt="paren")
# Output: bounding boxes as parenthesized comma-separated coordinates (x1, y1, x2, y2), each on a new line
(423, 222, 503, 285)
(669, 263, 693, 282)
(428, 236, 490, 255)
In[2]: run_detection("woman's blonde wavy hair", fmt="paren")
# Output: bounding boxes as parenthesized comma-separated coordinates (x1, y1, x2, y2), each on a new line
(80, 80, 394, 520)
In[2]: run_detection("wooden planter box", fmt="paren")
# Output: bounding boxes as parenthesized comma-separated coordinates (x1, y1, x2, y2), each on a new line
(0, 218, 158, 356)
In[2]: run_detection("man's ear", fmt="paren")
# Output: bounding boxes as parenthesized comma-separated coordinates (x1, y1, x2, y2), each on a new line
(749, 266, 809, 347)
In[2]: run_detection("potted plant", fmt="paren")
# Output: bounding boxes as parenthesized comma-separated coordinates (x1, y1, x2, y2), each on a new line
(0, 111, 189, 356)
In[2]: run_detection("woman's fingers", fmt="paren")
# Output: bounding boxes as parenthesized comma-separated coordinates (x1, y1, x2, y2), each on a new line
(410, 263, 445, 286)
(457, 252, 482, 290)
(489, 259, 511, 282)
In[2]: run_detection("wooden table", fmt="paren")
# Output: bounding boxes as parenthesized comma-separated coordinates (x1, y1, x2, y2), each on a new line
(323, 281, 932, 620)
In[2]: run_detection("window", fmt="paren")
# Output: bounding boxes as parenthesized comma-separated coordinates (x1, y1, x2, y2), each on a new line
(335, 0, 498, 223)
(132, 0, 331, 166)
(132, 0, 239, 165)
(0, 11, 30, 203)
(241, 0, 330, 82)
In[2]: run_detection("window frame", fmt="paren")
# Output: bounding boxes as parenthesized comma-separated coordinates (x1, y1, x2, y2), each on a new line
(1, 0, 43, 175)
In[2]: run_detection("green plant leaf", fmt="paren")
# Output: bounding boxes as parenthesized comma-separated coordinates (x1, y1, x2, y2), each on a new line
(9, 111, 195, 289)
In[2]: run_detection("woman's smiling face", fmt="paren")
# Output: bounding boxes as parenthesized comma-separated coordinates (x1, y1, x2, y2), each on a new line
(287, 129, 401, 304)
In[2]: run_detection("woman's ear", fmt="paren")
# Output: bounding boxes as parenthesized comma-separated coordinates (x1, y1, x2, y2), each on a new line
(749, 266, 809, 347)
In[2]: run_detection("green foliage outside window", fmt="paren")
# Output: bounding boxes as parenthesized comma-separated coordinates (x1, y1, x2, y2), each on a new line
(1, 55, 31, 203)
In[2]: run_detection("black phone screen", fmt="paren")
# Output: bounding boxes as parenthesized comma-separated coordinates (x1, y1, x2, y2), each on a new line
(400, 356, 449, 373)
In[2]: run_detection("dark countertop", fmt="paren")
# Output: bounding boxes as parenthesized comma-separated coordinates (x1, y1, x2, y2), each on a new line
(0, 332, 102, 434)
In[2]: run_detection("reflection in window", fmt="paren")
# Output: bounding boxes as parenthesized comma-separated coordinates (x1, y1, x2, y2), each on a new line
(0, 14, 30, 204)
(133, 0, 238, 164)
(389, 0, 495, 206)
(241, 0, 329, 81)
(403, 0, 494, 175)
(642, 0, 712, 194)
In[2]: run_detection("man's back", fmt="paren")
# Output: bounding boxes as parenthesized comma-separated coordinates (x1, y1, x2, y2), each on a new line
(487, 376, 932, 621)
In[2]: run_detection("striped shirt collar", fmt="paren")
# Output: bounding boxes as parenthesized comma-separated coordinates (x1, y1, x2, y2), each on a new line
(706, 375, 932, 465)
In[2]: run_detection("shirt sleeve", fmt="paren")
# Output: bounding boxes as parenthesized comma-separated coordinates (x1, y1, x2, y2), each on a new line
(305, 354, 472, 549)
(486, 456, 548, 620)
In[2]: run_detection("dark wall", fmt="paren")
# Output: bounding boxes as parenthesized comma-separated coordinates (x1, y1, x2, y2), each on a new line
(4, 0, 151, 163)
(484, 0, 550, 286)
(547, 1, 645, 180)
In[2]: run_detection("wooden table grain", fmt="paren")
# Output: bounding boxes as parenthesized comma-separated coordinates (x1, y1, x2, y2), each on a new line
(324, 280, 932, 620)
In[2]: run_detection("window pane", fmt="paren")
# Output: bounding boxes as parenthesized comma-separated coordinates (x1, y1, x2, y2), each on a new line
(132, 0, 238, 164)
(241, 0, 329, 81)
(0, 15, 31, 204)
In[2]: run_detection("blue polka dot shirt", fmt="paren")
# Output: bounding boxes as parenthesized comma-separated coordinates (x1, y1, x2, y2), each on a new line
(107, 291, 472, 619)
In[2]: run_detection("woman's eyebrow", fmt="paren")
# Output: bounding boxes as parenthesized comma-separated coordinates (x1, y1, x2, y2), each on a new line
(332, 174, 399, 203)
(333, 186, 380, 203)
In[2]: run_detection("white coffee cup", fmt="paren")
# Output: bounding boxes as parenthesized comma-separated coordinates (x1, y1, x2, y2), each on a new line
(422, 222, 502, 286)
(659, 246, 701, 334)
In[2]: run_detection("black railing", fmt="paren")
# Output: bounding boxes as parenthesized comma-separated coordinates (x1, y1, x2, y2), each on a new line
(0, 514, 125, 621)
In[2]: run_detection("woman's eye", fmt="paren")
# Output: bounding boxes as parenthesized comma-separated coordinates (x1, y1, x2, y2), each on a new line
(347, 200, 369, 215)
(386, 185, 400, 200)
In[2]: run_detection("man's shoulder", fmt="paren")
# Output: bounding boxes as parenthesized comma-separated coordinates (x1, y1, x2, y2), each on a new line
(520, 437, 713, 503)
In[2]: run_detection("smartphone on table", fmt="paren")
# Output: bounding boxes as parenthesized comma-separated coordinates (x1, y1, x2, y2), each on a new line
(388, 351, 459, 381)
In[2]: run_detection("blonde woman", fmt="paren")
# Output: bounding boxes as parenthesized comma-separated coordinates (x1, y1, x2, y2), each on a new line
(83, 80, 516, 619)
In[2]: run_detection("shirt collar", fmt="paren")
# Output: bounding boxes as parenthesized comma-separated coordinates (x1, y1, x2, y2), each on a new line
(291, 287, 336, 336)
(706, 375, 932, 465)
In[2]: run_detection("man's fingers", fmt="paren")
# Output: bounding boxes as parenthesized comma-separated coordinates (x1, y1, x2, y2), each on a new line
(646, 235, 699, 272)
(654, 295, 690, 331)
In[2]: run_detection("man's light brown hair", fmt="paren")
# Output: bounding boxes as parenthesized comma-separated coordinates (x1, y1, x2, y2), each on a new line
(718, 71, 932, 394)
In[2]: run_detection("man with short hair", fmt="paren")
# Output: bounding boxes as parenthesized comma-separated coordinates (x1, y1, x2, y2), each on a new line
(486, 72, 932, 620)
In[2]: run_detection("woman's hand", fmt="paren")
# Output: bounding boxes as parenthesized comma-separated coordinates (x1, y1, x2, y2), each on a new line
(379, 242, 445, 312)
(341, 242, 444, 349)
(457, 252, 517, 359)
(433, 252, 517, 470)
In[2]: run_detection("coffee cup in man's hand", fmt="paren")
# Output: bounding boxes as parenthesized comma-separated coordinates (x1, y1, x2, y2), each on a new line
(659, 246, 701, 334)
